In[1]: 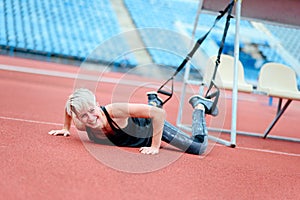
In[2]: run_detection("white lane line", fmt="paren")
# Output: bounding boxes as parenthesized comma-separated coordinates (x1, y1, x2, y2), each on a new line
(213, 143, 300, 157)
(1, 115, 299, 157)
(0, 116, 62, 126)
(0, 64, 266, 102)
(0, 64, 159, 89)
(235, 146, 300, 157)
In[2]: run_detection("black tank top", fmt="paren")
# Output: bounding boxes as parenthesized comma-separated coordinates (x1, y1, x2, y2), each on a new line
(86, 106, 153, 147)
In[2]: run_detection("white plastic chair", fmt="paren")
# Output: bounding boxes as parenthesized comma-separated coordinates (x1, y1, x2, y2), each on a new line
(257, 62, 300, 138)
(204, 54, 253, 93)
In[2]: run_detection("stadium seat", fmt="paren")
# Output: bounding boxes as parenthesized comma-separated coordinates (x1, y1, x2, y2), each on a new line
(204, 54, 253, 93)
(257, 62, 300, 138)
(0, 0, 136, 66)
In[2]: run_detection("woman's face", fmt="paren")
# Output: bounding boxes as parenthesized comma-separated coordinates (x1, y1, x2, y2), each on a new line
(77, 105, 105, 129)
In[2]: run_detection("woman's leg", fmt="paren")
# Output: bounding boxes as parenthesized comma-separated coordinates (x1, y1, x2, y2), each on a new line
(162, 120, 207, 155)
(147, 91, 208, 155)
(191, 109, 207, 142)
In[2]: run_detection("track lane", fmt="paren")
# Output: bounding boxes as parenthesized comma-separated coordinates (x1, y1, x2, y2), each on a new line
(0, 56, 299, 199)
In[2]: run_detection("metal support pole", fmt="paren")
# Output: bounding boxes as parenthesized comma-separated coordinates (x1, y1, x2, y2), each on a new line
(263, 99, 292, 138)
(231, 0, 242, 147)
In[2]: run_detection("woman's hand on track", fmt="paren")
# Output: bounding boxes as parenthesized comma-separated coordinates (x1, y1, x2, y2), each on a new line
(48, 129, 70, 137)
(139, 146, 159, 155)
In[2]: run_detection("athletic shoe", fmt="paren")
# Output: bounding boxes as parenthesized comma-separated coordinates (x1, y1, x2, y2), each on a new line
(188, 95, 218, 116)
(147, 91, 163, 108)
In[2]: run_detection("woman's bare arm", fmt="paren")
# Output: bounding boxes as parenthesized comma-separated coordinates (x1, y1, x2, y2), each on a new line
(106, 103, 166, 154)
(49, 109, 86, 136)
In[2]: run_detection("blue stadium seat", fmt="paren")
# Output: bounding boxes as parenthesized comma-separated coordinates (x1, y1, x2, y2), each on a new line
(264, 24, 300, 62)
(0, 0, 137, 66)
(124, 0, 299, 86)
(1, 0, 298, 81)
(124, 0, 258, 69)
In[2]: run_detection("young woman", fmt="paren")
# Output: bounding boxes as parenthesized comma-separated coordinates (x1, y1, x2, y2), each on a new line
(49, 88, 214, 155)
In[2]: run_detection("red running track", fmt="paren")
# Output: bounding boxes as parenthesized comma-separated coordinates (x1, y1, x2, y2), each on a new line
(0, 55, 299, 200)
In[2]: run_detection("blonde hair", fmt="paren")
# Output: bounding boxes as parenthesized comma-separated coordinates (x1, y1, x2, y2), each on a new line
(65, 88, 96, 116)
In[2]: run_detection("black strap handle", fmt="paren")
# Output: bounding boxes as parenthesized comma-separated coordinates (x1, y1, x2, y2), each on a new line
(157, 76, 174, 105)
(205, 0, 234, 98)
(203, 1, 234, 115)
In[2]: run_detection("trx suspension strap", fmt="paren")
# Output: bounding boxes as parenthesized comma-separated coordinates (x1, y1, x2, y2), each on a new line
(204, 0, 234, 116)
(157, 0, 235, 114)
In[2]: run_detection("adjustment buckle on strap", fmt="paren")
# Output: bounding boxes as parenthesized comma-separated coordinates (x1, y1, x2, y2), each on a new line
(205, 80, 220, 116)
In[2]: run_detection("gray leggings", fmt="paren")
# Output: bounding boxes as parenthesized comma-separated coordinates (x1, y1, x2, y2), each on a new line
(162, 109, 208, 155)
(95, 106, 208, 155)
